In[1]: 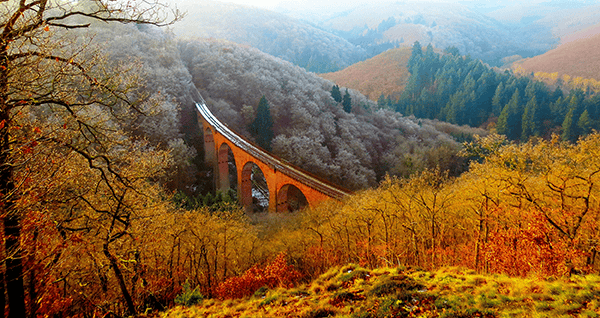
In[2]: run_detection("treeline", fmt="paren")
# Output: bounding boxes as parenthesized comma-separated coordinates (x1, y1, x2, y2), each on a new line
(384, 42, 600, 142)
(269, 133, 600, 277)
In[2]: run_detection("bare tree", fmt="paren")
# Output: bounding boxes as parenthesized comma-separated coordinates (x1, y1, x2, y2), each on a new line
(0, 1, 181, 317)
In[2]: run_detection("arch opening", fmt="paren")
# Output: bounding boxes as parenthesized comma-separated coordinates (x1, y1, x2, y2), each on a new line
(241, 162, 269, 212)
(277, 184, 308, 212)
(217, 143, 237, 194)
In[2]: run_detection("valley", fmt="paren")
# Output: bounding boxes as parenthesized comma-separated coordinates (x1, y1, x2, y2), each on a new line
(3, 1, 600, 317)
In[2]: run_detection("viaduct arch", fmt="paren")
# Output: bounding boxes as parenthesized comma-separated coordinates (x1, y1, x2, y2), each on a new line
(194, 93, 350, 213)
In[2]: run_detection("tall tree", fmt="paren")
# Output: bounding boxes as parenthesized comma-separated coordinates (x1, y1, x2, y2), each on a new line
(521, 97, 539, 140)
(0, 1, 180, 316)
(497, 89, 523, 140)
(407, 41, 423, 72)
(331, 84, 342, 103)
(562, 108, 576, 142)
(342, 89, 352, 113)
(577, 109, 593, 135)
(250, 95, 274, 151)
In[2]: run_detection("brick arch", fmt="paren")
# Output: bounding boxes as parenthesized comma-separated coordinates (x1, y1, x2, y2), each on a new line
(196, 99, 350, 213)
(277, 184, 308, 212)
(241, 161, 273, 212)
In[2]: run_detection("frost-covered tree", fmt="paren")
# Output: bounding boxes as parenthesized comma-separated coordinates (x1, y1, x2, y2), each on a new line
(180, 39, 486, 190)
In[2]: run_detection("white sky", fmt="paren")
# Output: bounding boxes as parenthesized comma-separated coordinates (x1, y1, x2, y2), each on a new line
(225, 0, 281, 9)
(213, 0, 413, 10)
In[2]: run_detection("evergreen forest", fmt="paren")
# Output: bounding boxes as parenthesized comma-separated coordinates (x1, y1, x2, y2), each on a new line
(387, 42, 600, 142)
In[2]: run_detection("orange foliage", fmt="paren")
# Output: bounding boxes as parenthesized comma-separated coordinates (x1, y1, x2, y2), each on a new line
(320, 47, 411, 100)
(483, 208, 586, 277)
(216, 253, 302, 299)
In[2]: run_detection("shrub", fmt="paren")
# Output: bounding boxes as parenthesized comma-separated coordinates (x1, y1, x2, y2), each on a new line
(174, 281, 204, 307)
(216, 252, 302, 299)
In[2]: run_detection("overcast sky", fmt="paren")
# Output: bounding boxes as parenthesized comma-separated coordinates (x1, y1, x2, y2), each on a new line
(200, 0, 589, 10)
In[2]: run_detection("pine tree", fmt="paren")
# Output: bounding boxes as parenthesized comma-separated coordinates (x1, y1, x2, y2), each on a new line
(331, 84, 342, 103)
(497, 89, 523, 140)
(562, 108, 576, 142)
(407, 41, 423, 72)
(521, 97, 538, 140)
(577, 109, 593, 135)
(250, 96, 274, 151)
(342, 89, 352, 113)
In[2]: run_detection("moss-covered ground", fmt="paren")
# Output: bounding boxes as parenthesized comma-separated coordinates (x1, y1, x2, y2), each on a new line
(159, 265, 600, 318)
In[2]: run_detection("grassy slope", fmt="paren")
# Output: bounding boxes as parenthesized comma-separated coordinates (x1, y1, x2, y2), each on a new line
(514, 30, 600, 81)
(160, 265, 600, 318)
(319, 47, 411, 101)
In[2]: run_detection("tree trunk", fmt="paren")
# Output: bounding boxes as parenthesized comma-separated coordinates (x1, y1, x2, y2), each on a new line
(0, 251, 5, 318)
(0, 106, 26, 318)
(103, 243, 136, 316)
(4, 212, 26, 318)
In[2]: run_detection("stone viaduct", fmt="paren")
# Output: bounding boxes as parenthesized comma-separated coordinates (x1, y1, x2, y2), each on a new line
(193, 92, 350, 213)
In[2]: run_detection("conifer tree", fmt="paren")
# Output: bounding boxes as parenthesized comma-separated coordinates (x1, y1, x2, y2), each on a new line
(497, 89, 523, 140)
(377, 93, 387, 108)
(521, 97, 538, 140)
(562, 108, 576, 142)
(407, 41, 423, 72)
(577, 109, 593, 135)
(342, 89, 352, 113)
(331, 84, 342, 103)
(250, 96, 274, 151)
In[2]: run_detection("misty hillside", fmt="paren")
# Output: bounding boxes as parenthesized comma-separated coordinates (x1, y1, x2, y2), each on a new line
(487, 1, 600, 40)
(319, 47, 412, 101)
(515, 31, 600, 81)
(316, 1, 555, 66)
(179, 38, 485, 190)
(273, 1, 562, 67)
(168, 0, 367, 73)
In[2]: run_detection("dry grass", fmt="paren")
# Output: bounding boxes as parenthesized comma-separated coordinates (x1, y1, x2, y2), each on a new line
(319, 47, 412, 101)
(159, 266, 600, 318)
(515, 32, 600, 81)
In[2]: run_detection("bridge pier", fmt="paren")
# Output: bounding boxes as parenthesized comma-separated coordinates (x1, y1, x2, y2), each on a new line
(217, 144, 231, 192)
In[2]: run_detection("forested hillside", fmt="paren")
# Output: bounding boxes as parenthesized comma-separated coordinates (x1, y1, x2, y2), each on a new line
(179, 39, 486, 189)
(168, 0, 367, 73)
(387, 42, 600, 142)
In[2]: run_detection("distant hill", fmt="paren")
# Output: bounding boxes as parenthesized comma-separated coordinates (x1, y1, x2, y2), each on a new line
(278, 1, 555, 66)
(487, 2, 600, 42)
(514, 31, 600, 81)
(319, 47, 412, 101)
(168, 0, 367, 73)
